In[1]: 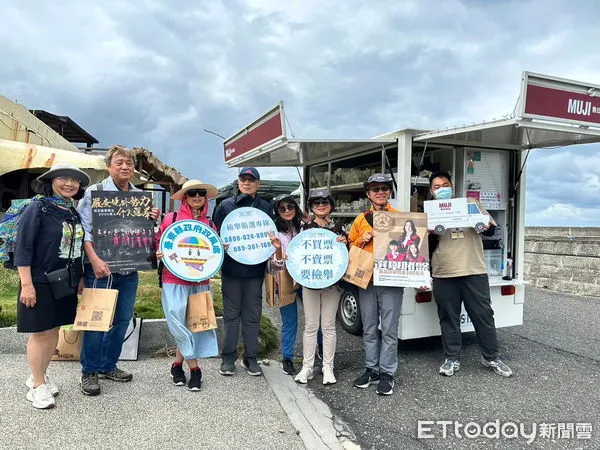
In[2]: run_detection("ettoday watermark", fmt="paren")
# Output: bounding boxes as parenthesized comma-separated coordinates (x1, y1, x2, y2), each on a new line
(417, 420, 593, 444)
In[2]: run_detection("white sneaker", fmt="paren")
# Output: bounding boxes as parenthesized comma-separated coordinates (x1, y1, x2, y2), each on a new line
(322, 366, 336, 385)
(26, 384, 55, 409)
(26, 374, 59, 397)
(294, 366, 314, 384)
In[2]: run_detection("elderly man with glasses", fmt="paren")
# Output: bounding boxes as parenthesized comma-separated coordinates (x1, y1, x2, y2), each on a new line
(213, 167, 274, 377)
(347, 173, 404, 396)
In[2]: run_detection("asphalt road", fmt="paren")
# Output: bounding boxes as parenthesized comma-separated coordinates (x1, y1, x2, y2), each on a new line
(287, 286, 600, 449)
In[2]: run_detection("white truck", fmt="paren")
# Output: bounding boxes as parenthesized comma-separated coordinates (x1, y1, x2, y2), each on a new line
(424, 198, 490, 235)
(222, 71, 600, 339)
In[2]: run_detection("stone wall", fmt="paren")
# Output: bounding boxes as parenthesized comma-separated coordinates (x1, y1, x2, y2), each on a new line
(525, 227, 600, 297)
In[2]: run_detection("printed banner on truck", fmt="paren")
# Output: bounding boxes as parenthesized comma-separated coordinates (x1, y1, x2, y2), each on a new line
(372, 211, 430, 289)
(91, 191, 155, 272)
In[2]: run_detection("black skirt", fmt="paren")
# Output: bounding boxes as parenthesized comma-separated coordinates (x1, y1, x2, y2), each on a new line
(17, 282, 77, 333)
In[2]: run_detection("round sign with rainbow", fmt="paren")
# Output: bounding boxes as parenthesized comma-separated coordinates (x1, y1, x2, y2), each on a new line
(159, 219, 224, 282)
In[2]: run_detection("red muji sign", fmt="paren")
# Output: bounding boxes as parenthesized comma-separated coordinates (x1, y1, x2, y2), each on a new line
(520, 72, 600, 127)
(223, 103, 285, 163)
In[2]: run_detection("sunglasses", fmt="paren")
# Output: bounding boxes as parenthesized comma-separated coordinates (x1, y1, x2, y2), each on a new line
(311, 199, 330, 207)
(186, 189, 207, 197)
(369, 186, 391, 193)
(277, 204, 295, 213)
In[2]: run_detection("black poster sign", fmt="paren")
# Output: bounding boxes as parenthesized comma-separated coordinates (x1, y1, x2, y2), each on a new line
(91, 191, 155, 272)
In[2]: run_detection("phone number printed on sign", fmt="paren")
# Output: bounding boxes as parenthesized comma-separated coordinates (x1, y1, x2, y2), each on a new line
(159, 219, 224, 282)
(220, 207, 277, 265)
(285, 228, 349, 289)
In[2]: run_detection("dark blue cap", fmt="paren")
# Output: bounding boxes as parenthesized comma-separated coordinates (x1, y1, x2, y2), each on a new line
(239, 167, 260, 180)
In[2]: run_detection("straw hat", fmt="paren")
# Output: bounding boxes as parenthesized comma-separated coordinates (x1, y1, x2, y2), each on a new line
(36, 162, 90, 187)
(171, 179, 218, 200)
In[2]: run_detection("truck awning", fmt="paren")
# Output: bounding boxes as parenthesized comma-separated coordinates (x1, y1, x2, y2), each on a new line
(413, 118, 600, 150)
(226, 138, 396, 168)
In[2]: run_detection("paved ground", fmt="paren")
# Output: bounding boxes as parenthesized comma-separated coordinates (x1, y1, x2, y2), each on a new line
(0, 356, 305, 449)
(302, 286, 600, 449)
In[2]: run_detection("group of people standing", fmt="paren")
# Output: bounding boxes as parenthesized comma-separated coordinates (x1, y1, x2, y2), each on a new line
(15, 150, 512, 409)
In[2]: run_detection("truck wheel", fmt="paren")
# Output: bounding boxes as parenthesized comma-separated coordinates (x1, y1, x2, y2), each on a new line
(338, 288, 362, 335)
(434, 225, 445, 235)
(475, 222, 485, 233)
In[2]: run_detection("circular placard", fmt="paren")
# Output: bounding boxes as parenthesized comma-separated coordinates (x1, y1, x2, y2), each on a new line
(220, 207, 277, 265)
(285, 228, 349, 289)
(159, 219, 224, 282)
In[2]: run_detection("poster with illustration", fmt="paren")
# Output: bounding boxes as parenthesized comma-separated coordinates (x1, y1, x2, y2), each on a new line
(91, 191, 155, 272)
(159, 219, 224, 282)
(372, 211, 430, 288)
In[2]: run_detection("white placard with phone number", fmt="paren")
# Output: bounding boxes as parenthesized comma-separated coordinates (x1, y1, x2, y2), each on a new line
(220, 207, 277, 265)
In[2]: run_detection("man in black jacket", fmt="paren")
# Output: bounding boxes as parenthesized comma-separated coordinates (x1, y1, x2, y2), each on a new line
(213, 167, 273, 377)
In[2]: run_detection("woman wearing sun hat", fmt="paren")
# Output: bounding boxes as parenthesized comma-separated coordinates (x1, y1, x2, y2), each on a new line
(155, 179, 219, 391)
(12, 162, 89, 409)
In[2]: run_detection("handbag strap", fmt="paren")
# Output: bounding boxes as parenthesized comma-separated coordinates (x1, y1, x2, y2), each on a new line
(92, 274, 113, 289)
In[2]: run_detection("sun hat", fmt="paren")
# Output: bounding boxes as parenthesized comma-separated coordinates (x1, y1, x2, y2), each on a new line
(171, 179, 218, 200)
(36, 162, 90, 187)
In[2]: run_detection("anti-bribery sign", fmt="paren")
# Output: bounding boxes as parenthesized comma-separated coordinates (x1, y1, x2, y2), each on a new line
(159, 220, 224, 282)
(220, 207, 277, 265)
(285, 228, 349, 289)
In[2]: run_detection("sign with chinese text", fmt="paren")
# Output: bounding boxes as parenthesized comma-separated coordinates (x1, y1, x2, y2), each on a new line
(220, 207, 277, 265)
(159, 220, 224, 282)
(285, 228, 348, 289)
(91, 191, 154, 272)
(372, 211, 430, 288)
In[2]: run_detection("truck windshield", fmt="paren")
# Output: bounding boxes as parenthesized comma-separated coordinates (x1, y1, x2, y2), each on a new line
(468, 203, 481, 214)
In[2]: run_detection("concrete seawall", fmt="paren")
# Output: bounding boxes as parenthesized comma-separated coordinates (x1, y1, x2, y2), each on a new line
(525, 227, 600, 297)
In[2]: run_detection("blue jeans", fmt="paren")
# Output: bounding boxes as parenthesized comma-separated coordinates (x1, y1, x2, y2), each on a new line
(81, 266, 139, 374)
(280, 301, 298, 360)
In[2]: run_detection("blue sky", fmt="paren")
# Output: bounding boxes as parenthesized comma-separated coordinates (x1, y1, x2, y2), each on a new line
(1, 0, 599, 226)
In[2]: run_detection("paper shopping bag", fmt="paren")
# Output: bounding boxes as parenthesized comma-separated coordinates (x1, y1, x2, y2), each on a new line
(73, 285, 118, 332)
(51, 325, 82, 361)
(342, 245, 374, 289)
(119, 316, 143, 361)
(186, 291, 218, 332)
(278, 267, 298, 308)
(265, 272, 276, 307)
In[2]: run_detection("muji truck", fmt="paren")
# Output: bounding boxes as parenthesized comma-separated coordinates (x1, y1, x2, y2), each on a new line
(222, 71, 600, 339)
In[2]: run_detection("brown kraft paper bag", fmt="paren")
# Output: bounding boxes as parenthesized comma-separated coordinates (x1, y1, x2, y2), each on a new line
(278, 267, 298, 308)
(51, 325, 82, 361)
(342, 244, 374, 290)
(186, 291, 218, 332)
(73, 285, 118, 332)
(265, 272, 276, 307)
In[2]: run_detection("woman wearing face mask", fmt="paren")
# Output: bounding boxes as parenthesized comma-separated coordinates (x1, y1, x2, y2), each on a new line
(155, 179, 219, 391)
(12, 163, 88, 409)
(293, 189, 347, 386)
(267, 195, 304, 376)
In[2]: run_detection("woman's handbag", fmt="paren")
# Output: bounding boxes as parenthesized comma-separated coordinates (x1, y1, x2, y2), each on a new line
(46, 219, 77, 299)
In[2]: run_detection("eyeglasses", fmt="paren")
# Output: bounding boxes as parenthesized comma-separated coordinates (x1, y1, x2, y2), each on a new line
(369, 186, 391, 193)
(111, 159, 134, 168)
(239, 176, 258, 183)
(186, 189, 207, 197)
(55, 176, 81, 185)
(277, 204, 295, 214)
(311, 199, 330, 206)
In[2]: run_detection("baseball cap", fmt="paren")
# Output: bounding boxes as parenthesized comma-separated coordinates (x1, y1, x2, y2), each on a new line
(239, 167, 260, 180)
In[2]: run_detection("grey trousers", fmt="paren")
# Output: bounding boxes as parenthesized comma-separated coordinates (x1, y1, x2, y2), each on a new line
(432, 274, 498, 361)
(359, 282, 403, 376)
(221, 276, 264, 362)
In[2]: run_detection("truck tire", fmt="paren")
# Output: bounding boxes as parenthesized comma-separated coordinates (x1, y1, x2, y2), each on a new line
(475, 222, 485, 233)
(434, 224, 445, 235)
(338, 286, 362, 335)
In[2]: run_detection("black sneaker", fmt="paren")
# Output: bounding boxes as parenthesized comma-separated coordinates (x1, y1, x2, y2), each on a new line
(376, 372, 394, 396)
(353, 368, 380, 389)
(241, 358, 263, 376)
(80, 373, 101, 396)
(281, 359, 295, 375)
(188, 369, 202, 391)
(219, 360, 236, 376)
(99, 367, 133, 382)
(170, 363, 186, 386)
